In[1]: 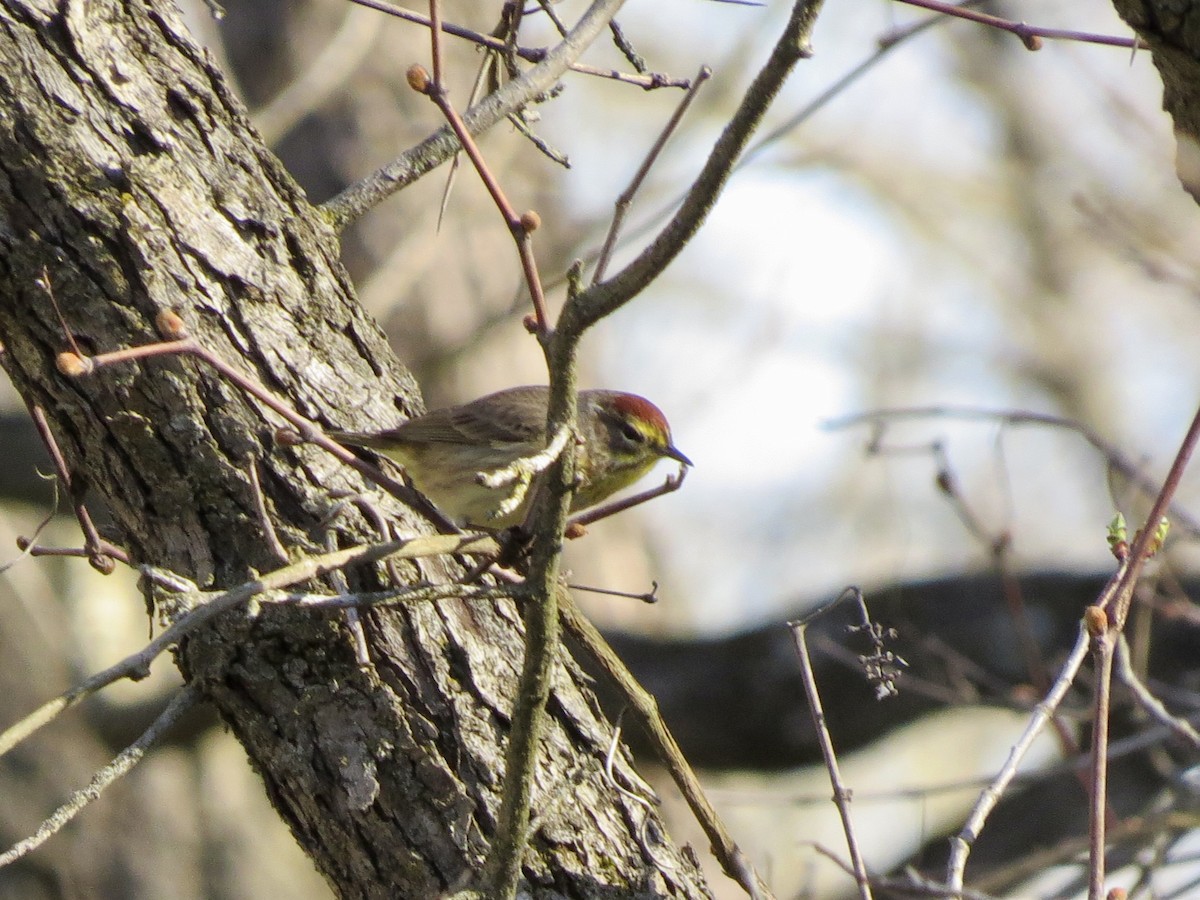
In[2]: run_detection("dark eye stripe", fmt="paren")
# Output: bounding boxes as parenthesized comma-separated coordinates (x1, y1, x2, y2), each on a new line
(621, 422, 645, 442)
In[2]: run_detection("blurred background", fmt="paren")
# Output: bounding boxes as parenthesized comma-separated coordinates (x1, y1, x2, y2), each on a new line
(4, 0, 1200, 897)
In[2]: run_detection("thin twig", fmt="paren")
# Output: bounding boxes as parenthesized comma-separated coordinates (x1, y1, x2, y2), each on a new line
(2, 479, 59, 575)
(593, 65, 712, 284)
(419, 11, 570, 883)
(1102, 403, 1200, 629)
(1076, 404, 1200, 899)
(567, 580, 658, 603)
(1087, 608, 1114, 900)
(946, 625, 1091, 894)
(246, 457, 289, 565)
(324, 529, 372, 667)
(826, 405, 1200, 538)
(892, 0, 1147, 51)
(325, 0, 632, 230)
(600, 714, 675, 870)
(0, 684, 201, 869)
(557, 0, 827, 339)
(566, 464, 688, 530)
(263, 583, 514, 610)
(14, 537, 131, 565)
(1113, 635, 1200, 749)
(346, 0, 689, 90)
(25, 402, 113, 573)
(409, 58, 551, 333)
(56, 328, 452, 530)
(428, 0, 445, 87)
(434, 15, 501, 233)
(789, 600, 874, 900)
(0, 533, 497, 760)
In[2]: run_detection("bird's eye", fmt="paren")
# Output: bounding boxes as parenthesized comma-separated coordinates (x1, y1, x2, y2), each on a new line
(620, 422, 644, 443)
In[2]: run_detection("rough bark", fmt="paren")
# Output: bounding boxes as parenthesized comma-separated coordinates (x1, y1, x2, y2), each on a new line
(1111, 0, 1200, 201)
(0, 2, 709, 897)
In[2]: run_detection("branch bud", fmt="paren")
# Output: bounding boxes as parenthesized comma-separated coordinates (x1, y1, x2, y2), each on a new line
(89, 552, 117, 575)
(155, 308, 188, 339)
(56, 351, 93, 377)
(1084, 605, 1109, 637)
(274, 427, 304, 448)
(406, 64, 432, 94)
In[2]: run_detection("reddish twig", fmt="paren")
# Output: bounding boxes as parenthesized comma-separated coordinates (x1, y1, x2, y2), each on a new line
(406, 60, 551, 334)
(420, 9, 556, 893)
(24, 403, 115, 574)
(1078, 406, 1200, 898)
(323, 0, 629, 230)
(52, 315, 448, 530)
(565, 464, 689, 532)
(14, 536, 130, 566)
(892, 0, 1147, 51)
(427, 0, 445, 86)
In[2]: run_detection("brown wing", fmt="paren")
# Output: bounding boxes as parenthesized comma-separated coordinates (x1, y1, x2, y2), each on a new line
(332, 386, 550, 448)
(387, 385, 548, 448)
(437, 386, 548, 447)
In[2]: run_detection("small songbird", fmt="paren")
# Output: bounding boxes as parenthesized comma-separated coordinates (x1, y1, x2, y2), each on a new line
(329, 385, 691, 528)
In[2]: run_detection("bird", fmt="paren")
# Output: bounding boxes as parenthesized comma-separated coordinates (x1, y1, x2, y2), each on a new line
(329, 385, 691, 528)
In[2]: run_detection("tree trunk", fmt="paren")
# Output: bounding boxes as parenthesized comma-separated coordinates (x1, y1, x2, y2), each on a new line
(0, 2, 709, 896)
(1112, 0, 1200, 203)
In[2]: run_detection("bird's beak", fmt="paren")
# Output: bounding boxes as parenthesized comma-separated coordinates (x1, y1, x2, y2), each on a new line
(665, 443, 693, 467)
